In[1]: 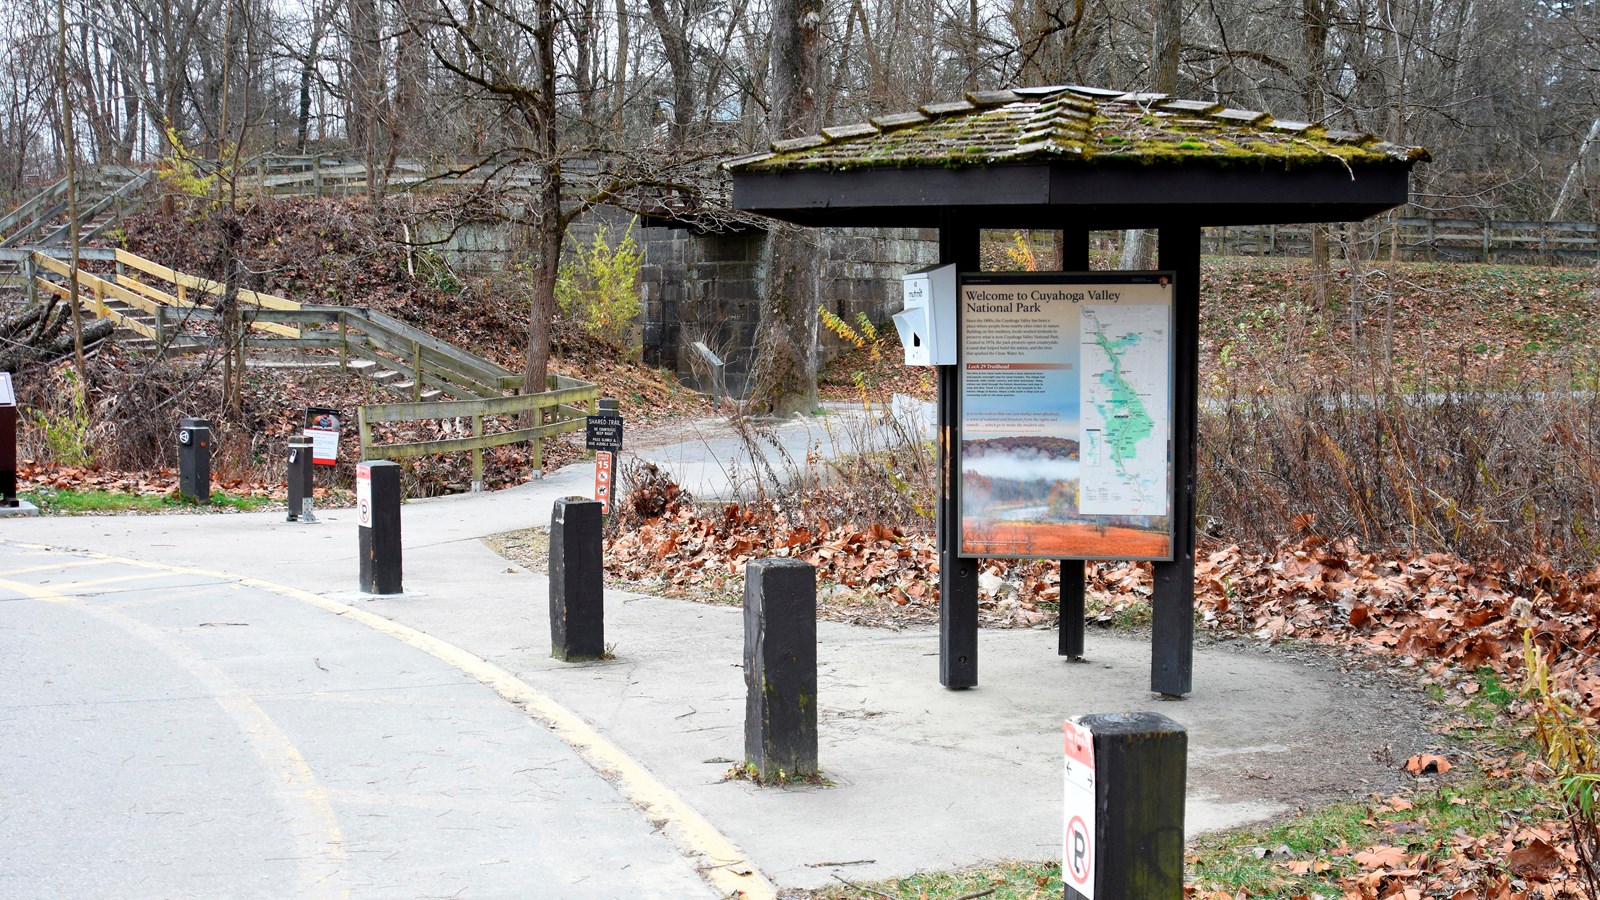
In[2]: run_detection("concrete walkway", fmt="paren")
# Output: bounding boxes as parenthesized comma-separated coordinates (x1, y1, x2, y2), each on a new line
(0, 415, 1432, 895)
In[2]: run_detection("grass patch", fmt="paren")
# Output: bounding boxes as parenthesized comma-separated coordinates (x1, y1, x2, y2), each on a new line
(1189, 666, 1555, 898)
(1186, 777, 1558, 898)
(481, 526, 550, 573)
(808, 860, 1061, 899)
(22, 488, 274, 515)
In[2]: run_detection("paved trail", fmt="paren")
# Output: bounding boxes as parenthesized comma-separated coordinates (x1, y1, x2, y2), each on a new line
(0, 413, 1434, 895)
(0, 544, 720, 899)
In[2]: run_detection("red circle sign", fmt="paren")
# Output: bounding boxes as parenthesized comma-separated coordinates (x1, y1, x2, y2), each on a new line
(1066, 815, 1092, 885)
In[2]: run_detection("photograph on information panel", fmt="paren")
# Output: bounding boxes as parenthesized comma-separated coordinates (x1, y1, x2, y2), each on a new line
(959, 271, 1175, 561)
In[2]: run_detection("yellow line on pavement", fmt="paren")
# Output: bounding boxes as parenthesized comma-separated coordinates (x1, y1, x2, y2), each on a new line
(0, 574, 349, 898)
(1, 541, 776, 900)
(0, 559, 113, 577)
(39, 570, 191, 591)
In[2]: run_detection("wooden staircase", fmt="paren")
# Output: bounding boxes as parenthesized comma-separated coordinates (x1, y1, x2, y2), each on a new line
(0, 166, 153, 293)
(25, 248, 597, 482)
(25, 248, 521, 403)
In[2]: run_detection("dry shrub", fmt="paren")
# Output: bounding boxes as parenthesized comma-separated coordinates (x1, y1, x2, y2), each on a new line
(88, 357, 225, 470)
(607, 459, 692, 537)
(719, 400, 937, 533)
(1200, 380, 1600, 568)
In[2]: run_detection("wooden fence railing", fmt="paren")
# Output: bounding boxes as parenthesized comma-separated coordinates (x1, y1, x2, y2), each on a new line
(1207, 217, 1600, 263)
(0, 178, 67, 239)
(110, 248, 301, 339)
(247, 306, 522, 400)
(357, 376, 599, 485)
(234, 153, 600, 197)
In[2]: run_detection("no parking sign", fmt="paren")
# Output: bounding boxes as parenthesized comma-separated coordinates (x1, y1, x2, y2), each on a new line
(1064, 718, 1096, 898)
(356, 463, 372, 528)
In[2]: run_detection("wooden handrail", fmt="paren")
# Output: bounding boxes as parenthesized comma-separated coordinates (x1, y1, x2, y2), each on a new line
(41, 250, 300, 338)
(0, 178, 68, 235)
(361, 384, 598, 423)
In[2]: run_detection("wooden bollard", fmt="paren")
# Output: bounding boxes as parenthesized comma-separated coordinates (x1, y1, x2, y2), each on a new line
(550, 497, 605, 661)
(1063, 712, 1187, 900)
(743, 558, 817, 781)
(356, 460, 402, 594)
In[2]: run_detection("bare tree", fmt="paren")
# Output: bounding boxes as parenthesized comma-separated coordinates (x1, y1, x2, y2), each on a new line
(751, 0, 823, 413)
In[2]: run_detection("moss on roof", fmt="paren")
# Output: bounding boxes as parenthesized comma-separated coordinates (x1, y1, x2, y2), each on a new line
(724, 86, 1430, 173)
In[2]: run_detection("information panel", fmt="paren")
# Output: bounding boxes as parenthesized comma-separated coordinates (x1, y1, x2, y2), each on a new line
(959, 272, 1173, 560)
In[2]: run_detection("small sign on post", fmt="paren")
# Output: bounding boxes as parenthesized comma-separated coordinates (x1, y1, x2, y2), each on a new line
(593, 451, 613, 514)
(587, 398, 622, 514)
(356, 463, 372, 528)
(1063, 718, 1097, 898)
(585, 414, 623, 452)
(303, 406, 341, 466)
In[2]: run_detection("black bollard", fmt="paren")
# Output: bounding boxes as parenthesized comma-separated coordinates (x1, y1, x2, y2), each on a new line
(1063, 712, 1187, 900)
(743, 558, 818, 782)
(0, 404, 18, 508)
(286, 435, 316, 523)
(549, 497, 605, 661)
(356, 460, 402, 594)
(177, 417, 212, 503)
(1059, 559, 1086, 660)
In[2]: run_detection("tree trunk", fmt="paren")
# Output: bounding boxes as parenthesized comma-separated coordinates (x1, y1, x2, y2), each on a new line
(1303, 0, 1331, 300)
(296, 12, 328, 152)
(612, 0, 630, 134)
(218, 216, 246, 420)
(755, 0, 823, 414)
(523, 175, 562, 400)
(348, 0, 384, 202)
(1551, 116, 1600, 221)
(1120, 0, 1180, 271)
(521, 0, 564, 402)
(646, 0, 696, 150)
(57, 0, 85, 379)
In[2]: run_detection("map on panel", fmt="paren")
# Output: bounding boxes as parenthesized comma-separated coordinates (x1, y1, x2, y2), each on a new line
(1079, 303, 1170, 516)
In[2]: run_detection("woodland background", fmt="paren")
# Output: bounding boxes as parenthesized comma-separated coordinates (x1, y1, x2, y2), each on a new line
(3, 0, 1599, 222)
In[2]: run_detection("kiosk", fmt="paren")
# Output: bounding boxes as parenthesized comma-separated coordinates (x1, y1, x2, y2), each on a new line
(727, 86, 1427, 695)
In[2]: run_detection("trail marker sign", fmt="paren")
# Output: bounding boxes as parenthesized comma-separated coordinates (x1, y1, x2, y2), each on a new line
(594, 451, 614, 514)
(1064, 717, 1097, 899)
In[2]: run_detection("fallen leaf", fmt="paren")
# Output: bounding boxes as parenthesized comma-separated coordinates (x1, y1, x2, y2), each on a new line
(1403, 753, 1452, 775)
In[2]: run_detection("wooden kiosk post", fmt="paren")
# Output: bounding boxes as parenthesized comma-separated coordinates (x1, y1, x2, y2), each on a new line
(936, 217, 981, 688)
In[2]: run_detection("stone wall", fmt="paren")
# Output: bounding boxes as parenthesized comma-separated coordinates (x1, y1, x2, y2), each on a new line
(415, 205, 939, 398)
(639, 225, 937, 396)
